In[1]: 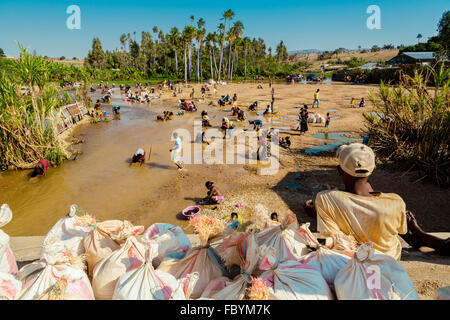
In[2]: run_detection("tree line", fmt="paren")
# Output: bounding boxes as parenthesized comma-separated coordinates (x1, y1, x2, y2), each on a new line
(84, 9, 303, 82)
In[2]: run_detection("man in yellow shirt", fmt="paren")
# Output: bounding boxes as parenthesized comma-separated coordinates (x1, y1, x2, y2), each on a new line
(305, 143, 407, 260)
(312, 89, 320, 108)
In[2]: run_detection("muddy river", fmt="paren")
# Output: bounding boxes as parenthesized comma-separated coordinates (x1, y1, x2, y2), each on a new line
(0, 90, 210, 236)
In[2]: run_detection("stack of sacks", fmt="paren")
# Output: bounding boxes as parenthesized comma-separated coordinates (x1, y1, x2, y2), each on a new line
(201, 231, 259, 300)
(334, 244, 419, 300)
(0, 204, 21, 300)
(83, 220, 144, 278)
(257, 211, 309, 263)
(298, 223, 353, 290)
(112, 241, 199, 300)
(17, 242, 94, 300)
(42, 204, 97, 256)
(257, 247, 334, 300)
(92, 236, 146, 300)
(158, 215, 227, 299)
(140, 223, 191, 268)
(316, 114, 325, 123)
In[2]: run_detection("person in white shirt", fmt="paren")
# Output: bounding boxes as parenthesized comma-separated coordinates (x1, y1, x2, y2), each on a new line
(170, 132, 183, 170)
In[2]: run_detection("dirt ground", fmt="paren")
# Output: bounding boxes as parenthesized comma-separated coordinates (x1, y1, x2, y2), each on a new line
(2, 81, 448, 299)
(158, 81, 450, 299)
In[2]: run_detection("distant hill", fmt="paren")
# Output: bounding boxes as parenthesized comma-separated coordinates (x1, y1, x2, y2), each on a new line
(291, 49, 399, 72)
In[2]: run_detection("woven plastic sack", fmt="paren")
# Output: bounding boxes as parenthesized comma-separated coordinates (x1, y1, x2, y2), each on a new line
(92, 236, 146, 300)
(0, 204, 18, 276)
(258, 247, 334, 300)
(112, 241, 199, 300)
(201, 232, 259, 300)
(83, 221, 122, 278)
(83, 220, 144, 278)
(157, 245, 225, 300)
(300, 246, 350, 289)
(141, 223, 191, 262)
(0, 204, 13, 228)
(0, 272, 22, 300)
(437, 286, 450, 300)
(334, 244, 419, 300)
(257, 211, 309, 264)
(42, 205, 97, 256)
(158, 215, 226, 299)
(17, 242, 94, 300)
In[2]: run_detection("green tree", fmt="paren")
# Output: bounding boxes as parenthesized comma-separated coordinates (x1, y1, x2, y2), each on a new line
(0, 48, 6, 57)
(437, 11, 450, 56)
(417, 33, 423, 44)
(276, 41, 288, 61)
(219, 9, 234, 80)
(196, 18, 206, 81)
(371, 45, 381, 52)
(168, 27, 181, 77)
(86, 38, 106, 68)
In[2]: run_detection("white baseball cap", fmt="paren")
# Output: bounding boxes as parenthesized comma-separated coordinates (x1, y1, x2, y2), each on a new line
(336, 143, 376, 178)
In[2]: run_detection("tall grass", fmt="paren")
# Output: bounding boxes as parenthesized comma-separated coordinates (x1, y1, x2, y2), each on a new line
(364, 65, 450, 186)
(0, 45, 90, 170)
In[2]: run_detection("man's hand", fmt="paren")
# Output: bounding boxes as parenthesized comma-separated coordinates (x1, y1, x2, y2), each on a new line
(304, 200, 317, 218)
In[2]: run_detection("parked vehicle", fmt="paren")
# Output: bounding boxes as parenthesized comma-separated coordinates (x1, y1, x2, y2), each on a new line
(286, 74, 302, 82)
(306, 74, 320, 82)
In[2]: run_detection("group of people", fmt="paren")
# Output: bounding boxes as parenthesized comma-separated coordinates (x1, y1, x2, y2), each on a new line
(350, 97, 366, 108)
(156, 111, 174, 121)
(179, 99, 198, 112)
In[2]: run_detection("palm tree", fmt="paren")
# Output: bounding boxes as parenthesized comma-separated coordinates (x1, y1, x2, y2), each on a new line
(196, 18, 206, 82)
(219, 9, 234, 80)
(243, 37, 251, 79)
(417, 34, 423, 44)
(182, 26, 196, 82)
(205, 32, 216, 80)
(229, 21, 244, 80)
(181, 29, 189, 84)
(168, 27, 180, 77)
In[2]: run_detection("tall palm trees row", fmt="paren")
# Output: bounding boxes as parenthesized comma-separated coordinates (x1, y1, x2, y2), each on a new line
(85, 10, 270, 82)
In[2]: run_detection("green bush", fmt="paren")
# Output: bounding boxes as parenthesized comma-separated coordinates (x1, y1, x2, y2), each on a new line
(364, 65, 450, 186)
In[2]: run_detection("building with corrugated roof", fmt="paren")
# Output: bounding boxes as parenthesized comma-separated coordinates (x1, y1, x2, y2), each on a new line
(386, 52, 437, 66)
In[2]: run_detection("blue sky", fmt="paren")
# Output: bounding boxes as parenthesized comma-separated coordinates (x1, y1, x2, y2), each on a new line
(0, 0, 448, 58)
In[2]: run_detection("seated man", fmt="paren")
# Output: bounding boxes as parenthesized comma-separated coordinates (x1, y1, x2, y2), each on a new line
(31, 159, 50, 177)
(131, 148, 146, 166)
(305, 143, 407, 260)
